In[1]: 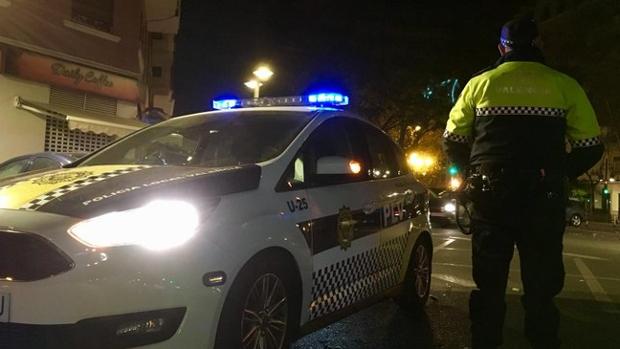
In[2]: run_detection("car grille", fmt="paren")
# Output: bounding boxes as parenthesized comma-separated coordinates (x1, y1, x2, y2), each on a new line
(0, 231, 74, 281)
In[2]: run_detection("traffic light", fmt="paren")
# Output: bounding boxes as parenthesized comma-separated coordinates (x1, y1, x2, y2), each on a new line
(603, 185, 610, 195)
(448, 165, 459, 176)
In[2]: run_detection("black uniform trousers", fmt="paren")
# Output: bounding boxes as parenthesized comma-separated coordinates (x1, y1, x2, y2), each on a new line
(468, 169, 566, 349)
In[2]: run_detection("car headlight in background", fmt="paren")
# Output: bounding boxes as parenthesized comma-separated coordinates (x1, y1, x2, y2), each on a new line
(68, 200, 199, 250)
(443, 202, 456, 214)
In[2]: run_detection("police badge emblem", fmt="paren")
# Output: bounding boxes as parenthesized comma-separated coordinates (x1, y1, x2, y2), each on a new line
(32, 171, 94, 185)
(337, 206, 356, 250)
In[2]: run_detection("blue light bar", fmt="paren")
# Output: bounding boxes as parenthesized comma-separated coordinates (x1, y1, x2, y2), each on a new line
(212, 99, 240, 110)
(307, 93, 349, 106)
(212, 92, 349, 110)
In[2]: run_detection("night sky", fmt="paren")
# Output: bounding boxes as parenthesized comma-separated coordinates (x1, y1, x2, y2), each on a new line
(173, 0, 530, 115)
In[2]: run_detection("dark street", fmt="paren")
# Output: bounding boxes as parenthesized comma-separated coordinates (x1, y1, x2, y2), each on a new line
(295, 227, 620, 349)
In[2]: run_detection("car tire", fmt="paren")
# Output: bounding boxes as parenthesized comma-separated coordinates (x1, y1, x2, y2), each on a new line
(396, 234, 432, 313)
(214, 252, 301, 349)
(569, 214, 583, 227)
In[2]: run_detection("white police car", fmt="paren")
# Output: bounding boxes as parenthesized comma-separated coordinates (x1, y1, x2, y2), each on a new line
(0, 93, 433, 348)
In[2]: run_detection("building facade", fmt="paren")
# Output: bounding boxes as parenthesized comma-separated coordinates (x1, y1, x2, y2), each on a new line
(0, 0, 179, 162)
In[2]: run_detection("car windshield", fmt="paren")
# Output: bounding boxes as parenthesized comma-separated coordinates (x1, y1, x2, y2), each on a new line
(80, 111, 313, 167)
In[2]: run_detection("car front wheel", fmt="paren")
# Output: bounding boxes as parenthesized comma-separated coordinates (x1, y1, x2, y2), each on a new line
(214, 254, 300, 349)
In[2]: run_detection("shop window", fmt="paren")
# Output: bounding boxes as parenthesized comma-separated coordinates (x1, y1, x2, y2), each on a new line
(71, 0, 114, 32)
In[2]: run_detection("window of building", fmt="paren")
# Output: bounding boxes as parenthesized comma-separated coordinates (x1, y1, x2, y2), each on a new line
(152, 66, 163, 78)
(71, 0, 114, 32)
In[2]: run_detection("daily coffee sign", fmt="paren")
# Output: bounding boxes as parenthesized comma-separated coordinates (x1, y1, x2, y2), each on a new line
(9, 51, 139, 101)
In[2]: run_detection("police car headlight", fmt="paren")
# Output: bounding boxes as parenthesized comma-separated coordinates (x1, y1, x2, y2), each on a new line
(443, 202, 456, 213)
(68, 200, 199, 250)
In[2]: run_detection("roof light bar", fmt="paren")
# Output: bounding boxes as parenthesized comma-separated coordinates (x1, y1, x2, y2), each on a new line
(212, 92, 349, 110)
(307, 93, 349, 106)
(212, 99, 240, 110)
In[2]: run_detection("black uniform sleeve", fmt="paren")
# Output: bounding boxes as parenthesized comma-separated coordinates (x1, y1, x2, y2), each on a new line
(567, 143, 604, 179)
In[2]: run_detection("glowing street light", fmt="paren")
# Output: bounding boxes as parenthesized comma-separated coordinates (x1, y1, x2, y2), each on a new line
(253, 66, 274, 81)
(244, 79, 263, 98)
(245, 65, 274, 98)
(449, 177, 462, 191)
(407, 152, 436, 175)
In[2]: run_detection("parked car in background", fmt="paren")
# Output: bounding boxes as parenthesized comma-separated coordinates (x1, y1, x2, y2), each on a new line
(566, 198, 587, 227)
(429, 187, 457, 228)
(0, 152, 85, 179)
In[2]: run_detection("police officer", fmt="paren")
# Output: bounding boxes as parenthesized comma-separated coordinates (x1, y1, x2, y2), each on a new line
(442, 17, 604, 349)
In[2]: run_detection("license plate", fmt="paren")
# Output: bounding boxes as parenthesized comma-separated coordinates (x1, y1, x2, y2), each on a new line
(0, 292, 9, 322)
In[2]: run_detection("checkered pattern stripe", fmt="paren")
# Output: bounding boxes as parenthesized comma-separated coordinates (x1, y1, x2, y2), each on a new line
(475, 106, 566, 118)
(19, 166, 150, 211)
(570, 136, 601, 148)
(309, 232, 409, 319)
(443, 129, 471, 144)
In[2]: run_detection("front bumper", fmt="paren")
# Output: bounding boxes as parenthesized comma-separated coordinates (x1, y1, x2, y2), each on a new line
(0, 308, 186, 349)
(0, 209, 230, 348)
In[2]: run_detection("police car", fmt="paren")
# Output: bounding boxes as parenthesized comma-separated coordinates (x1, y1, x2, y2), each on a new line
(0, 93, 433, 349)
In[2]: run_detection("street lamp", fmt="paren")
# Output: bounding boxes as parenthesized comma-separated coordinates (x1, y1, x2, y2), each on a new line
(253, 66, 274, 81)
(245, 65, 273, 98)
(407, 151, 436, 175)
(244, 79, 263, 98)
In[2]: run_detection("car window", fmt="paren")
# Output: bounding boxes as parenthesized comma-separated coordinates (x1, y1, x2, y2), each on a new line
(277, 117, 368, 191)
(80, 111, 313, 167)
(30, 157, 61, 171)
(362, 124, 401, 179)
(0, 159, 30, 178)
(391, 142, 410, 176)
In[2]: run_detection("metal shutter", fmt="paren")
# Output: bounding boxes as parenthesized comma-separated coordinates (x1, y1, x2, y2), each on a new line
(44, 116, 115, 153)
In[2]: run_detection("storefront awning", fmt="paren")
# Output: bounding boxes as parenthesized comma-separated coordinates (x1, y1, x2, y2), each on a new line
(14, 96, 146, 137)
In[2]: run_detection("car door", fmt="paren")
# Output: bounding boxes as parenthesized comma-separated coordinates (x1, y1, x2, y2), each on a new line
(278, 117, 391, 320)
(359, 123, 422, 286)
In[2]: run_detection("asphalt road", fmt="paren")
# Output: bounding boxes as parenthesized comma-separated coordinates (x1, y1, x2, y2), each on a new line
(293, 226, 620, 349)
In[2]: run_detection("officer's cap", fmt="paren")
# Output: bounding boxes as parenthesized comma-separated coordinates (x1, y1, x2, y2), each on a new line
(500, 17, 539, 48)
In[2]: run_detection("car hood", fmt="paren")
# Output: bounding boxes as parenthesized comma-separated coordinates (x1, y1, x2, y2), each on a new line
(0, 164, 261, 219)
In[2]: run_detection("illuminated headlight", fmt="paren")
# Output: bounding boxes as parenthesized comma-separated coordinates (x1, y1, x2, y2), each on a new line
(443, 202, 456, 213)
(68, 200, 199, 250)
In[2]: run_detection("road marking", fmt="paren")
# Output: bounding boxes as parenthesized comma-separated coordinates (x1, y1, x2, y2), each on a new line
(449, 236, 471, 241)
(434, 238, 455, 253)
(574, 258, 613, 304)
(563, 252, 608, 261)
(432, 273, 476, 288)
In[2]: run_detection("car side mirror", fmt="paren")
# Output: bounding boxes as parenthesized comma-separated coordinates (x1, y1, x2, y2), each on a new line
(316, 156, 361, 175)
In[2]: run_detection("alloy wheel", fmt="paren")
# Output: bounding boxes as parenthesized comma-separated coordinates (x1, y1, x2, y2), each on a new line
(241, 273, 288, 349)
(413, 243, 431, 299)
